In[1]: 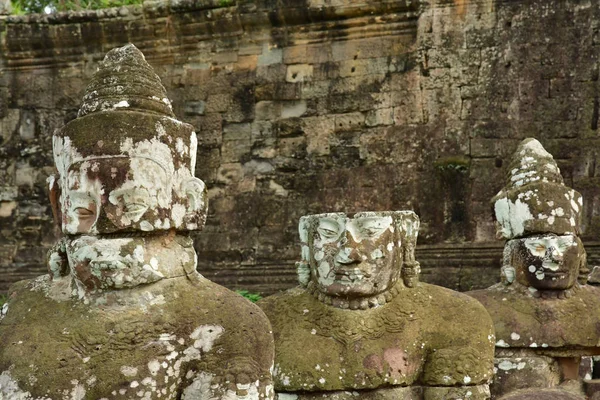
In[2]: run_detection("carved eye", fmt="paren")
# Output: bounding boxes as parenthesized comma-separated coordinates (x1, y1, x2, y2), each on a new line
(318, 227, 338, 238)
(361, 226, 385, 237)
(317, 219, 340, 239)
(125, 203, 148, 214)
(525, 240, 546, 257)
(557, 237, 574, 251)
(75, 207, 95, 217)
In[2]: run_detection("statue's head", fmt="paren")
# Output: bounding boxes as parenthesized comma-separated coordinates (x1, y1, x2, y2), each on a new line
(493, 138, 587, 291)
(508, 233, 585, 290)
(48, 44, 206, 294)
(297, 211, 420, 298)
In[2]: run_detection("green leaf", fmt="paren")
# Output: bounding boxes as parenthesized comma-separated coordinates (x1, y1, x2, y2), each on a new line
(235, 290, 262, 303)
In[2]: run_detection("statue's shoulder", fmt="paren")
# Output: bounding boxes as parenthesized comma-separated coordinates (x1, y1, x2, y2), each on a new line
(411, 282, 493, 319)
(257, 287, 309, 320)
(468, 284, 600, 349)
(166, 277, 273, 335)
(2, 275, 66, 312)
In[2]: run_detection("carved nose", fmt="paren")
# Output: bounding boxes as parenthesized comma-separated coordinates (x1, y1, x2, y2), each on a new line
(336, 248, 361, 265)
(548, 246, 563, 261)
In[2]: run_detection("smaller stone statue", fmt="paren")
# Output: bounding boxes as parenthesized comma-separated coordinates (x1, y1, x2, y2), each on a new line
(469, 138, 600, 398)
(259, 211, 495, 400)
(0, 44, 274, 400)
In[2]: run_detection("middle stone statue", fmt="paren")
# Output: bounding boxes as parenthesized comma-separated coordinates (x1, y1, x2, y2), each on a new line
(258, 211, 495, 400)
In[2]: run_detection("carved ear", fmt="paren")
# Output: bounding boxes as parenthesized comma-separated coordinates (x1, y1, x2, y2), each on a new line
(578, 239, 589, 285)
(47, 174, 62, 229)
(182, 177, 207, 230)
(298, 216, 310, 244)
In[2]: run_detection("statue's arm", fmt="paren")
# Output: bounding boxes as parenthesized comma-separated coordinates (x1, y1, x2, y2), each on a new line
(421, 345, 494, 400)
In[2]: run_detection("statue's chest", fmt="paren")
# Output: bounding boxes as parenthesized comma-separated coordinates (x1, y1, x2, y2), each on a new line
(0, 303, 222, 399)
(273, 317, 426, 391)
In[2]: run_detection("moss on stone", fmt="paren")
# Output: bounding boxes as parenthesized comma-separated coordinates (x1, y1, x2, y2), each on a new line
(258, 282, 494, 394)
(0, 275, 274, 398)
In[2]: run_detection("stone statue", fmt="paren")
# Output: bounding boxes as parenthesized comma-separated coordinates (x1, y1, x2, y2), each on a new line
(258, 211, 495, 400)
(0, 44, 274, 400)
(468, 138, 600, 398)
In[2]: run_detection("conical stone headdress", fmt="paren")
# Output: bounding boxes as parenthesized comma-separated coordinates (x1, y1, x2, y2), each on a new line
(78, 43, 174, 118)
(53, 43, 197, 180)
(492, 138, 582, 239)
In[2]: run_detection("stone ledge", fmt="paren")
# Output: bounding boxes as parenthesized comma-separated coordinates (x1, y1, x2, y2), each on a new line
(0, 0, 421, 68)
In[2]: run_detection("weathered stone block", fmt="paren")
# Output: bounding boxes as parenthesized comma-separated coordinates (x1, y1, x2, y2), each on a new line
(191, 113, 223, 146)
(281, 101, 307, 119)
(283, 43, 331, 64)
(331, 37, 401, 62)
(334, 112, 365, 131)
(18, 110, 35, 140)
(365, 108, 394, 127)
(251, 120, 273, 140)
(302, 115, 335, 156)
(257, 43, 283, 66)
(299, 80, 330, 99)
(184, 100, 206, 116)
(286, 64, 313, 83)
(338, 57, 389, 78)
(0, 201, 17, 218)
(255, 101, 281, 121)
(183, 65, 211, 86)
(278, 136, 306, 158)
(223, 122, 251, 141)
(221, 139, 251, 163)
(206, 93, 231, 113)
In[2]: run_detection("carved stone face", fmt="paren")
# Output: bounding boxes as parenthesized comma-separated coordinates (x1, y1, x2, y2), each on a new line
(63, 157, 173, 235)
(301, 212, 401, 297)
(511, 233, 583, 290)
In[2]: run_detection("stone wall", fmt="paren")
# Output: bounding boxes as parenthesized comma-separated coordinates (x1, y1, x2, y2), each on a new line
(1, 0, 600, 294)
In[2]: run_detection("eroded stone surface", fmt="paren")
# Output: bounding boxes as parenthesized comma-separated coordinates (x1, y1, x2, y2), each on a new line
(0, 44, 274, 400)
(497, 388, 586, 400)
(469, 138, 599, 398)
(259, 211, 494, 399)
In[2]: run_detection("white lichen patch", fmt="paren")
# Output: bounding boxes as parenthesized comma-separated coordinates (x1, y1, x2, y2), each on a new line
(120, 366, 138, 377)
(497, 360, 526, 371)
(189, 325, 224, 353)
(0, 302, 8, 322)
(148, 360, 161, 376)
(494, 197, 534, 239)
(113, 100, 130, 108)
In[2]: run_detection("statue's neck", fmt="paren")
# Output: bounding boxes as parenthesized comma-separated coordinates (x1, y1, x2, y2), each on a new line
(305, 280, 404, 310)
(509, 281, 582, 299)
(528, 284, 581, 299)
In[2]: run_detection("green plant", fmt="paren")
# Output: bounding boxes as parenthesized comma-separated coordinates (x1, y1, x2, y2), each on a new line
(9, 0, 25, 14)
(0, 295, 6, 307)
(235, 290, 262, 303)
(218, 0, 233, 6)
(434, 156, 470, 174)
(10, 0, 142, 14)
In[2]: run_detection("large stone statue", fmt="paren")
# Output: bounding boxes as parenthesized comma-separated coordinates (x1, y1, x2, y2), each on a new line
(0, 44, 274, 400)
(468, 138, 600, 398)
(258, 211, 495, 399)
